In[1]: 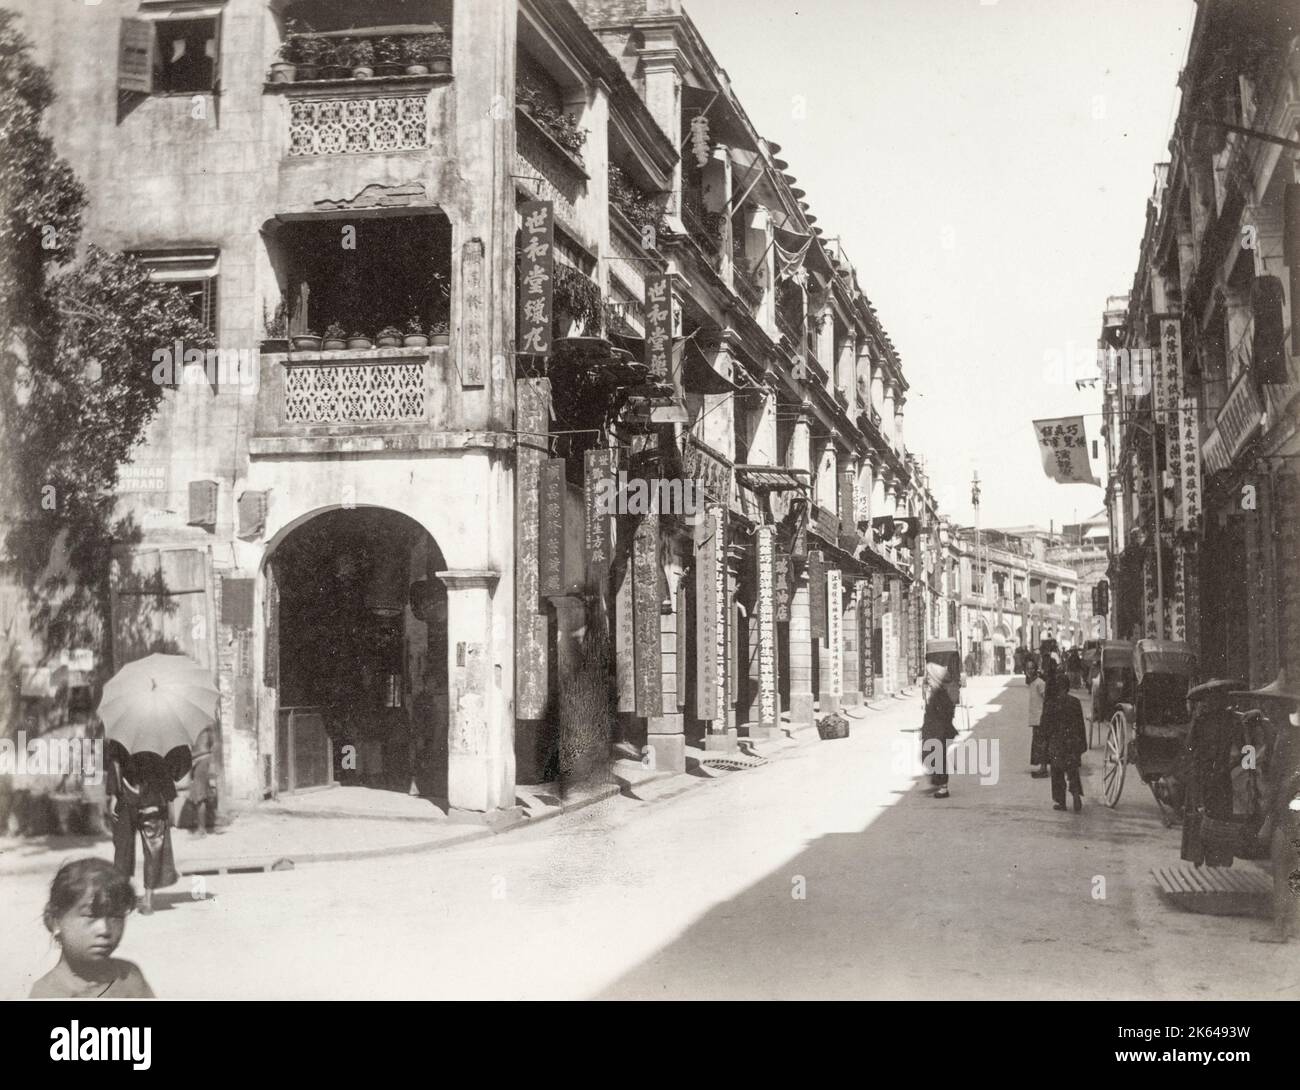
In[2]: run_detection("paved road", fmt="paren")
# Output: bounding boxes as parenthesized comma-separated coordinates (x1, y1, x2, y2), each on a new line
(3, 678, 1294, 999)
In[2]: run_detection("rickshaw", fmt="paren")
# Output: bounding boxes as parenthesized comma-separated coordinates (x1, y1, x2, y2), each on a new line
(1102, 639, 1196, 824)
(1087, 640, 1134, 748)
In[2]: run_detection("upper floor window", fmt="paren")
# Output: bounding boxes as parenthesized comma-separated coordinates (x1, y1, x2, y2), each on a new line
(133, 249, 220, 336)
(118, 5, 222, 96)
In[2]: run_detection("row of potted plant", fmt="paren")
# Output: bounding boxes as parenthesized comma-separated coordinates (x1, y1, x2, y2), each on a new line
(270, 33, 451, 83)
(286, 317, 451, 352)
(516, 85, 588, 158)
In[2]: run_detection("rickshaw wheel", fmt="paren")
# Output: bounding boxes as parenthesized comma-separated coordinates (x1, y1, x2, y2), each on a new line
(1103, 712, 1128, 807)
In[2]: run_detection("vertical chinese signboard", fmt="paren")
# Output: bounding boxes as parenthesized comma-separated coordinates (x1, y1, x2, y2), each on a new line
(882, 612, 897, 695)
(694, 507, 719, 721)
(518, 201, 554, 357)
(773, 552, 791, 623)
(632, 496, 662, 718)
(859, 580, 874, 700)
(837, 469, 858, 550)
(583, 449, 615, 593)
(515, 379, 549, 719)
(1178, 395, 1202, 531)
(644, 273, 675, 379)
(827, 569, 843, 698)
(538, 458, 566, 601)
(757, 526, 778, 727)
(713, 506, 729, 725)
(808, 550, 827, 641)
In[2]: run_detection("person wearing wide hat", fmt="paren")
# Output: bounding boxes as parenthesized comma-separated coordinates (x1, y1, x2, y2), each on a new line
(921, 662, 957, 799)
(1231, 672, 1300, 944)
(1180, 678, 1244, 869)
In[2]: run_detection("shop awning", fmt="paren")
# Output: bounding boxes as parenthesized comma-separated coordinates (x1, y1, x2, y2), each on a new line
(735, 466, 808, 492)
(684, 343, 743, 394)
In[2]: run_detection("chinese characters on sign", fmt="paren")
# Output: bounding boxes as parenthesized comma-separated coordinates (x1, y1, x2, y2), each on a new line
(644, 273, 676, 379)
(583, 449, 616, 591)
(882, 611, 898, 696)
(517, 200, 554, 357)
(808, 550, 827, 641)
(1032, 416, 1099, 485)
(538, 458, 566, 600)
(694, 507, 719, 721)
(632, 495, 662, 718)
(713, 506, 729, 724)
(773, 552, 791, 623)
(757, 526, 778, 727)
(827, 569, 843, 698)
(682, 437, 732, 504)
(1178, 396, 1202, 530)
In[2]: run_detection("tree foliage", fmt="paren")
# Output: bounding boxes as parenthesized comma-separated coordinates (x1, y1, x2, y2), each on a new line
(0, 11, 212, 657)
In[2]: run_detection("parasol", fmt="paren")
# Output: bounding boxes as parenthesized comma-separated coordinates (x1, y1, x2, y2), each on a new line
(97, 653, 219, 756)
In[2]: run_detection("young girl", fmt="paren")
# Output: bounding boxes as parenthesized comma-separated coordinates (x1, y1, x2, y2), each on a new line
(29, 857, 155, 998)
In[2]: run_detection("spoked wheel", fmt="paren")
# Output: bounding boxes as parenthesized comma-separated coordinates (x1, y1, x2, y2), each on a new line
(1103, 711, 1128, 807)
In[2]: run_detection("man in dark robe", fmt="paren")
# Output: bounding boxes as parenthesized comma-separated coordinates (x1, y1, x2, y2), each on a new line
(1044, 671, 1087, 811)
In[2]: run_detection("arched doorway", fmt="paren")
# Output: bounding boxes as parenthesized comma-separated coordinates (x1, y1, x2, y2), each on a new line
(992, 624, 1010, 675)
(264, 507, 449, 800)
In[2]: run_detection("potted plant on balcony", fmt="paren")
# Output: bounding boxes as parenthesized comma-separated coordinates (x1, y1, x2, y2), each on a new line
(373, 36, 402, 77)
(405, 33, 451, 76)
(291, 328, 322, 352)
(376, 325, 403, 348)
(349, 38, 374, 79)
(320, 40, 349, 80)
(402, 315, 429, 348)
(347, 330, 374, 350)
(429, 319, 450, 347)
(270, 41, 297, 83)
(322, 322, 347, 351)
(262, 301, 288, 351)
(400, 36, 430, 76)
(289, 35, 324, 81)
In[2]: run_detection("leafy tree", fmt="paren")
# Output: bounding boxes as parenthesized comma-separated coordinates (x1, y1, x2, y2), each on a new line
(0, 10, 212, 665)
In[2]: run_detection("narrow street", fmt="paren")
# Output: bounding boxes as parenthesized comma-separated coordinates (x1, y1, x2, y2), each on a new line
(3, 677, 1291, 1000)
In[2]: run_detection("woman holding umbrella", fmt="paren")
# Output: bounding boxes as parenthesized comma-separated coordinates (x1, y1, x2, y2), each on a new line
(98, 654, 220, 913)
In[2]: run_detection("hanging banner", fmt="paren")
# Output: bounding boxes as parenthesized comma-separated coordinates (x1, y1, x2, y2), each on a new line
(632, 499, 663, 719)
(837, 469, 858, 550)
(538, 458, 566, 600)
(694, 507, 719, 721)
(808, 550, 827, 641)
(583, 448, 616, 592)
(644, 272, 676, 379)
(757, 526, 778, 727)
(1032, 417, 1099, 485)
(615, 561, 636, 713)
(517, 200, 554, 356)
(827, 568, 843, 697)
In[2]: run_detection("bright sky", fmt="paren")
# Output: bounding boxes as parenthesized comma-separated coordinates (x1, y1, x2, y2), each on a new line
(687, 0, 1195, 530)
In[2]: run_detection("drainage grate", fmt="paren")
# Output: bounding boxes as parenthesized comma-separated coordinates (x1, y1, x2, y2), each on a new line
(699, 752, 770, 772)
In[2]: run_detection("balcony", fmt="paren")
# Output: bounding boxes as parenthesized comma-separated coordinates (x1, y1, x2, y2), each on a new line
(252, 347, 445, 453)
(516, 107, 588, 229)
(285, 92, 433, 157)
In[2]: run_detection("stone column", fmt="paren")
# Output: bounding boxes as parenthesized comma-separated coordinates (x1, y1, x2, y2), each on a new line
(837, 331, 857, 404)
(788, 411, 815, 725)
(882, 381, 896, 444)
(438, 569, 516, 821)
(747, 204, 777, 335)
(855, 342, 873, 417)
(815, 437, 839, 515)
(639, 35, 684, 218)
(870, 458, 886, 524)
(816, 300, 835, 378)
(697, 331, 737, 462)
(647, 573, 685, 772)
(894, 392, 906, 447)
(706, 143, 734, 286)
(870, 362, 884, 419)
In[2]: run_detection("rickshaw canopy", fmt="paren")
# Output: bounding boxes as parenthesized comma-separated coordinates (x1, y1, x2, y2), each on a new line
(1099, 640, 1135, 671)
(1133, 639, 1196, 684)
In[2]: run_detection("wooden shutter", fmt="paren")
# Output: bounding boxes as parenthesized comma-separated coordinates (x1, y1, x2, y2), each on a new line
(118, 18, 155, 94)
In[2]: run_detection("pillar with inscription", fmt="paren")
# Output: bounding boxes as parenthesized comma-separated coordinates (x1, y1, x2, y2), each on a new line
(787, 412, 815, 725)
(440, 570, 517, 821)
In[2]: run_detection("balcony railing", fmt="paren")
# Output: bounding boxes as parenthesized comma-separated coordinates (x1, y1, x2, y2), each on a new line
(288, 93, 430, 157)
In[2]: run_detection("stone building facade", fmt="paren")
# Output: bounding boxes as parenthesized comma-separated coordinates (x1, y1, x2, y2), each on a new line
(8, 0, 951, 821)
(1100, 0, 1299, 686)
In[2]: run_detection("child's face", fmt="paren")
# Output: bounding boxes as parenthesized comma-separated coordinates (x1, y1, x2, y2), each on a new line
(57, 891, 126, 964)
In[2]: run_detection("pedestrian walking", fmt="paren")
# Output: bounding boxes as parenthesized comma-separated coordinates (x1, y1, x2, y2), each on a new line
(1043, 671, 1087, 811)
(182, 725, 219, 836)
(921, 662, 957, 799)
(29, 857, 154, 998)
(1026, 659, 1049, 778)
(1180, 680, 1241, 868)
(108, 745, 181, 913)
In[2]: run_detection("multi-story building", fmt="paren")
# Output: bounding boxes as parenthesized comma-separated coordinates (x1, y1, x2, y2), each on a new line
(9, 0, 943, 822)
(1100, 0, 1299, 685)
(954, 526, 1082, 674)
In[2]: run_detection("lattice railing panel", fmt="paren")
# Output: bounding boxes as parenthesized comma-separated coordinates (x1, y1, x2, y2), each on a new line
(284, 363, 425, 423)
(288, 95, 429, 157)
